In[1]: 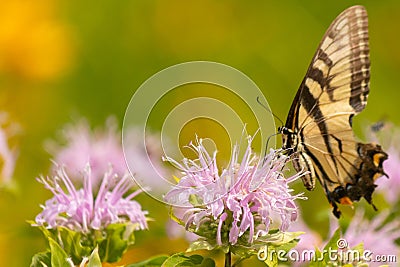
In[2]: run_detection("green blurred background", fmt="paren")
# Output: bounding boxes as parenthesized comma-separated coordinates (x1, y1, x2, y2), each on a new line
(1, 0, 399, 266)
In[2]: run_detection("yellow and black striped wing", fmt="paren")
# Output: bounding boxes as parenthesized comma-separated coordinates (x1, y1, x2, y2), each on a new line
(283, 6, 387, 217)
(297, 5, 369, 194)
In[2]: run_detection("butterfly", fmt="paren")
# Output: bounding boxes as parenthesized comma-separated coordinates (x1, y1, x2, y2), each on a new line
(278, 5, 388, 218)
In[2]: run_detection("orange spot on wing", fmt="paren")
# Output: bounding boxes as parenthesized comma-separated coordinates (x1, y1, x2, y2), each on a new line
(373, 153, 384, 167)
(339, 197, 353, 205)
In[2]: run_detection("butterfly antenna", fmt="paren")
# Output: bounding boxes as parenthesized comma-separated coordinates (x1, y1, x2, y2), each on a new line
(256, 96, 285, 128)
(262, 132, 280, 164)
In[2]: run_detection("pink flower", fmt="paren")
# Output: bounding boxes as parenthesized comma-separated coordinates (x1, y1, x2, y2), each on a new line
(47, 117, 127, 188)
(366, 122, 400, 204)
(164, 136, 304, 246)
(345, 211, 400, 254)
(330, 209, 400, 267)
(166, 207, 198, 241)
(48, 117, 170, 192)
(34, 165, 148, 232)
(288, 215, 322, 253)
(377, 147, 400, 204)
(290, 208, 399, 266)
(0, 112, 19, 187)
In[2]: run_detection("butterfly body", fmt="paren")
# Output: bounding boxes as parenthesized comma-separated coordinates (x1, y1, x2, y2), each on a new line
(280, 5, 388, 218)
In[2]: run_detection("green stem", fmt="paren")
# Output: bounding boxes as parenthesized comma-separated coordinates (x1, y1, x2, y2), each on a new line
(224, 251, 231, 267)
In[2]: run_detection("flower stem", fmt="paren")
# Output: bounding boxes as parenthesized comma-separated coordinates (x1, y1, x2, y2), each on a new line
(224, 251, 231, 267)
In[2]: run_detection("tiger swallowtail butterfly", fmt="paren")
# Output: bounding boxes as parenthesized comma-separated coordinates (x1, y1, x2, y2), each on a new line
(278, 5, 388, 218)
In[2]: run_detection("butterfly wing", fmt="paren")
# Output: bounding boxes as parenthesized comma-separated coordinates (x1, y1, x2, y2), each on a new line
(284, 6, 388, 217)
(297, 5, 370, 197)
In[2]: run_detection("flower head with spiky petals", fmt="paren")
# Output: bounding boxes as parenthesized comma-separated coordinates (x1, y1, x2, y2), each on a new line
(47, 117, 128, 188)
(329, 209, 400, 267)
(34, 164, 148, 233)
(164, 136, 304, 248)
(48, 117, 171, 192)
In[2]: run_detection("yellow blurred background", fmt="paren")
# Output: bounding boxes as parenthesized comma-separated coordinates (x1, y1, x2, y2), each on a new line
(0, 1, 399, 266)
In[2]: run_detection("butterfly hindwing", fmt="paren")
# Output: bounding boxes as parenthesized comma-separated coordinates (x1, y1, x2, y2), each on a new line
(280, 5, 388, 218)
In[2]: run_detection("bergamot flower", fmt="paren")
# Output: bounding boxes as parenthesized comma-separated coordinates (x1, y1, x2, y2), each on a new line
(34, 164, 148, 232)
(164, 136, 304, 249)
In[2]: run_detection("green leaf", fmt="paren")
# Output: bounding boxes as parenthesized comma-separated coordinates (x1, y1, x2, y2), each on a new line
(227, 230, 301, 266)
(29, 222, 54, 241)
(57, 226, 93, 263)
(126, 255, 169, 267)
(162, 253, 195, 266)
(98, 223, 136, 263)
(87, 247, 102, 267)
(32, 224, 94, 264)
(308, 247, 323, 267)
(261, 246, 278, 267)
(230, 244, 256, 260)
(275, 237, 299, 253)
(198, 257, 215, 267)
(260, 230, 304, 246)
(187, 254, 204, 263)
(351, 242, 364, 253)
(307, 228, 348, 267)
(186, 239, 216, 253)
(33, 222, 138, 264)
(309, 228, 341, 266)
(48, 238, 71, 267)
(161, 253, 215, 267)
(30, 251, 51, 267)
(323, 228, 341, 252)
